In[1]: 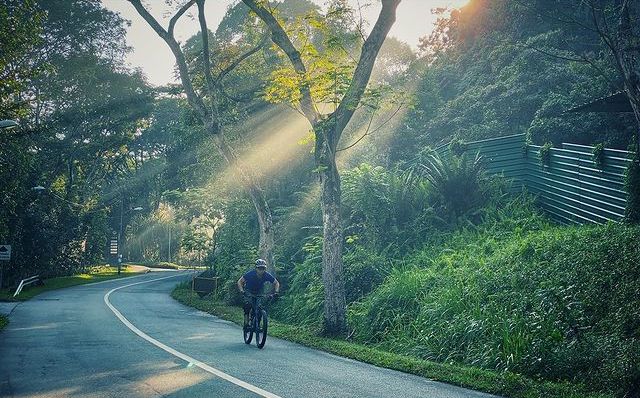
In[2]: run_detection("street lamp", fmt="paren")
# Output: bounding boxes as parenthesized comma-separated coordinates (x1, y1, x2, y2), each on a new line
(0, 120, 19, 130)
(118, 205, 143, 275)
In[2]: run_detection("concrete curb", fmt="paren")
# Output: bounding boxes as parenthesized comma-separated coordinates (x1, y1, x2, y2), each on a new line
(0, 301, 19, 317)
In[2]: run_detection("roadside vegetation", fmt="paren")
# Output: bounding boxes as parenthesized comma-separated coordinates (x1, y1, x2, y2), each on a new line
(0, 265, 144, 302)
(172, 279, 612, 398)
(4, 0, 639, 397)
(178, 180, 639, 397)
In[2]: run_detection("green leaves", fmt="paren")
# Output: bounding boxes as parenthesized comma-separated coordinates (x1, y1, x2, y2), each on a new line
(539, 142, 553, 168)
(264, 67, 303, 104)
(347, 212, 640, 396)
(411, 150, 488, 221)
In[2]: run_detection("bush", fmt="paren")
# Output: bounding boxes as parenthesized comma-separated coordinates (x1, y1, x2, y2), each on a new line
(412, 150, 490, 221)
(625, 157, 640, 224)
(151, 262, 180, 269)
(343, 247, 391, 304)
(270, 253, 324, 328)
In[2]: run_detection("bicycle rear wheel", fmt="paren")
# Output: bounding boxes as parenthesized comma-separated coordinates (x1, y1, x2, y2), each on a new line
(255, 309, 268, 349)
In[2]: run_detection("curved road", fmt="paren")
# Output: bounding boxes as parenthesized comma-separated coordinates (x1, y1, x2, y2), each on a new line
(0, 271, 499, 398)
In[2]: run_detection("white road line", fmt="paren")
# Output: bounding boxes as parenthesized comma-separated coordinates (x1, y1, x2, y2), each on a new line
(104, 273, 282, 398)
(78, 272, 151, 287)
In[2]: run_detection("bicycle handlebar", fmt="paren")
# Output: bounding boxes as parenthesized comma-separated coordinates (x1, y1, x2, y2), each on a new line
(243, 292, 280, 298)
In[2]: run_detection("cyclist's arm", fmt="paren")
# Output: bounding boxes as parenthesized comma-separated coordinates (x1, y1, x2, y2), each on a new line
(273, 279, 280, 293)
(237, 276, 246, 293)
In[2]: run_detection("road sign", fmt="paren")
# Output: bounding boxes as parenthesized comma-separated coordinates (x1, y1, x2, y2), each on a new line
(109, 239, 118, 255)
(0, 245, 11, 261)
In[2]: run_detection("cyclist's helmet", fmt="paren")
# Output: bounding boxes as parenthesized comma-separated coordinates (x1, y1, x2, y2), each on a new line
(255, 259, 268, 268)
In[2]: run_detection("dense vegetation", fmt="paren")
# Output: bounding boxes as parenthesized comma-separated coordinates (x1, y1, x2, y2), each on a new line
(2, 0, 639, 396)
(1, 0, 153, 282)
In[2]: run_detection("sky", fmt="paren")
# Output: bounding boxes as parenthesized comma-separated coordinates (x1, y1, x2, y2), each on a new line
(101, 0, 469, 87)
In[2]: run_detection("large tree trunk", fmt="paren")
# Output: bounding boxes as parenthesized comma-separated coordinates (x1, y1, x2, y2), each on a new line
(316, 132, 347, 335)
(211, 132, 276, 274)
(319, 165, 347, 334)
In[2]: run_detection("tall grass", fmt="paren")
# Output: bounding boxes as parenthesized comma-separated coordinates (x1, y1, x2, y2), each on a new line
(348, 222, 640, 396)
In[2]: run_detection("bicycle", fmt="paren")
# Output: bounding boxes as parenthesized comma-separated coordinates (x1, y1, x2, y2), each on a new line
(243, 292, 276, 349)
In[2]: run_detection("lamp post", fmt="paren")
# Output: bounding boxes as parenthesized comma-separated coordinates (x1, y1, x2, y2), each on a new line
(118, 205, 143, 275)
(0, 121, 20, 288)
(0, 120, 19, 130)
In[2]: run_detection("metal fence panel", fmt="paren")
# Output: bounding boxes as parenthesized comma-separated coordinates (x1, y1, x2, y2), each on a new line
(436, 134, 633, 224)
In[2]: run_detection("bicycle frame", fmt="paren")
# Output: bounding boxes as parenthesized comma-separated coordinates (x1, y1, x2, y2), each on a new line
(243, 293, 270, 348)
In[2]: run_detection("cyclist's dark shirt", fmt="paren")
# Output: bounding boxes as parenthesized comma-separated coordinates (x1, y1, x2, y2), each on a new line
(243, 269, 275, 294)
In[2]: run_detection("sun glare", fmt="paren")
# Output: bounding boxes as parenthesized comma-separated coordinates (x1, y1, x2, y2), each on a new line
(447, 0, 470, 8)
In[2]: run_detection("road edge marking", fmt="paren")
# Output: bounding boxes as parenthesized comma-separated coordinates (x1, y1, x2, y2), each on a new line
(104, 272, 282, 398)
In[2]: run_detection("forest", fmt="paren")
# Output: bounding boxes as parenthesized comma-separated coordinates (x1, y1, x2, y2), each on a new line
(1, 0, 639, 397)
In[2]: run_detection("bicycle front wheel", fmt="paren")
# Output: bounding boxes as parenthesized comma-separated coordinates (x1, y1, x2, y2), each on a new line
(255, 309, 268, 349)
(243, 315, 253, 344)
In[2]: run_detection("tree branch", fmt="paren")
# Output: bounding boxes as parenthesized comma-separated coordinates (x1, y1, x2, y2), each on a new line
(214, 33, 270, 85)
(127, 0, 210, 121)
(521, 43, 617, 88)
(241, 0, 320, 124)
(337, 100, 404, 152)
(196, 0, 217, 103)
(168, 0, 197, 37)
(332, 0, 401, 150)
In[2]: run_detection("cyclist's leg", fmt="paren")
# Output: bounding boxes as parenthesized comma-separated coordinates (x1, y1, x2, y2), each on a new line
(243, 297, 252, 326)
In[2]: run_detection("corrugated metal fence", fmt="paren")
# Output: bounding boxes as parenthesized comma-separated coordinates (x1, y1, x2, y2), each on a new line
(438, 133, 634, 224)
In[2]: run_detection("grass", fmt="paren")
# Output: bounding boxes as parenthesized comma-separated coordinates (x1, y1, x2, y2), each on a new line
(0, 265, 145, 302)
(125, 262, 206, 270)
(0, 315, 7, 331)
(171, 283, 612, 398)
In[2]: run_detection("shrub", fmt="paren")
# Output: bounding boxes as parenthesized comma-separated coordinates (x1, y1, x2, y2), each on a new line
(348, 222, 640, 396)
(449, 137, 467, 156)
(343, 247, 390, 304)
(342, 163, 438, 253)
(592, 143, 605, 170)
(539, 142, 553, 167)
(270, 253, 324, 328)
(625, 156, 640, 224)
(413, 150, 489, 221)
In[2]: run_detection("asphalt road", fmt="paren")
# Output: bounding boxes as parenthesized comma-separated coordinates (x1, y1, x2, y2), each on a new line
(0, 271, 500, 398)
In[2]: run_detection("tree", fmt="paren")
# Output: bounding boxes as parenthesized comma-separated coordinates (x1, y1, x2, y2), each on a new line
(128, 0, 278, 274)
(242, 0, 401, 335)
(1, 0, 153, 283)
(0, 0, 45, 119)
(583, 0, 640, 152)
(522, 0, 640, 150)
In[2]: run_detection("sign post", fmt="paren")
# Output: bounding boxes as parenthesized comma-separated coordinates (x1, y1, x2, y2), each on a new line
(109, 239, 118, 256)
(0, 245, 11, 289)
(109, 237, 118, 272)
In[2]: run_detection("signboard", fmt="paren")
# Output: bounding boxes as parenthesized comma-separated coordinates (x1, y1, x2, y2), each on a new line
(193, 277, 218, 298)
(109, 239, 118, 255)
(0, 245, 11, 261)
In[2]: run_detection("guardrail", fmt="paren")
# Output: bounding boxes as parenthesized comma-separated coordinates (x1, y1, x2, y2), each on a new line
(14, 275, 42, 297)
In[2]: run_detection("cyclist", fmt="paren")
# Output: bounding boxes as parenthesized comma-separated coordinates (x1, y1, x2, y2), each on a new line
(237, 259, 280, 325)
